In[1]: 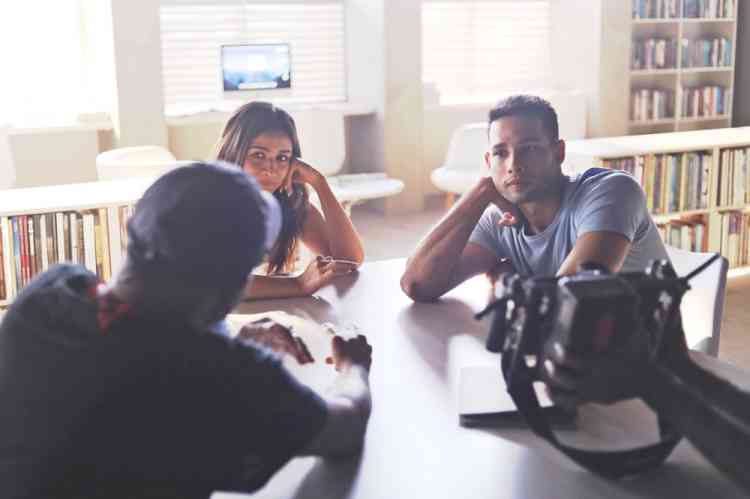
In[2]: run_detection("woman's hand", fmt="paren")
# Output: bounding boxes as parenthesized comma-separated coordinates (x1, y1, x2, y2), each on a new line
(238, 317, 314, 364)
(297, 256, 358, 295)
(282, 158, 325, 194)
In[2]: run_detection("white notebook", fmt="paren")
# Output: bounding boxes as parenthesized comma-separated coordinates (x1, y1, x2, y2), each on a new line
(458, 365, 575, 428)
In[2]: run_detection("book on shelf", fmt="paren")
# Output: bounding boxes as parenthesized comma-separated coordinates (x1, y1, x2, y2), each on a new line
(604, 151, 710, 214)
(632, 0, 681, 19)
(0, 205, 135, 303)
(705, 210, 748, 268)
(716, 146, 749, 207)
(680, 85, 730, 118)
(631, 89, 675, 121)
(658, 215, 708, 252)
(632, 38, 678, 70)
(682, 0, 733, 19)
(680, 37, 732, 68)
(709, 210, 750, 267)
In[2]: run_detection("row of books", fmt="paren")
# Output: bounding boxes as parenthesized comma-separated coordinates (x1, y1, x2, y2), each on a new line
(716, 147, 750, 207)
(648, 153, 709, 214)
(657, 215, 707, 252)
(657, 211, 748, 268)
(680, 37, 732, 68)
(680, 85, 729, 118)
(683, 0, 734, 18)
(632, 37, 733, 70)
(632, 38, 678, 70)
(709, 211, 749, 268)
(603, 152, 711, 214)
(631, 89, 675, 121)
(0, 206, 134, 302)
(605, 149, 750, 215)
(631, 0, 733, 18)
(633, 0, 681, 19)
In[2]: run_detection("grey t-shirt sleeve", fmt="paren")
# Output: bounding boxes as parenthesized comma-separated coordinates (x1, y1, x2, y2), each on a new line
(574, 173, 648, 242)
(468, 205, 508, 258)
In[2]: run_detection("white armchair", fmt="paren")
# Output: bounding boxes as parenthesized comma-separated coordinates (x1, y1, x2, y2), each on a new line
(665, 245, 728, 357)
(96, 146, 181, 181)
(294, 110, 404, 212)
(431, 123, 488, 207)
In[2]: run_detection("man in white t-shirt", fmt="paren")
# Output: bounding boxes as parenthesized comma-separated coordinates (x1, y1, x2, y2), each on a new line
(401, 94, 667, 301)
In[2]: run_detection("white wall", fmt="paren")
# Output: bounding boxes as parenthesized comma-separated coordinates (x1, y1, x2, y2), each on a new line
(109, 0, 168, 148)
(7, 128, 101, 187)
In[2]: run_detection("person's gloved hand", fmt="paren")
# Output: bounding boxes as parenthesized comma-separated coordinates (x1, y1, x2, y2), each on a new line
(541, 340, 650, 411)
(238, 317, 314, 364)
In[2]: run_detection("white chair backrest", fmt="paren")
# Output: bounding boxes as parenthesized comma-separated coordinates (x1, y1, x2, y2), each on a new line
(290, 110, 345, 176)
(96, 146, 178, 181)
(0, 125, 15, 189)
(442, 123, 489, 172)
(665, 245, 728, 356)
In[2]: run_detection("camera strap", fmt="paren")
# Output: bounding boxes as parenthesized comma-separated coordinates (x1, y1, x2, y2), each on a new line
(501, 354, 682, 479)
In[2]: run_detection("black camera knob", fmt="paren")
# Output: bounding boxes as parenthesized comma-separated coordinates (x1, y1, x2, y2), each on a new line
(647, 259, 678, 279)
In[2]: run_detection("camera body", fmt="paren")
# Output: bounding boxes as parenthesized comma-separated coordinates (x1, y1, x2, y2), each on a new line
(484, 260, 687, 384)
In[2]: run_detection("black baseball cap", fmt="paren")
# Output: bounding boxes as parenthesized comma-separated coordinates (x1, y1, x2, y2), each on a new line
(126, 161, 281, 287)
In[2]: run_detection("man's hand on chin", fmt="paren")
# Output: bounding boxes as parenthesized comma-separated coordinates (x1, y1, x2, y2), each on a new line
(473, 177, 519, 226)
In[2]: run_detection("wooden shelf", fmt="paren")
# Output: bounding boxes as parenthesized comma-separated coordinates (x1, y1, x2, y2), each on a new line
(602, 1, 740, 137)
(631, 68, 679, 76)
(681, 17, 734, 23)
(0, 177, 154, 217)
(631, 18, 680, 24)
(680, 66, 733, 73)
(653, 209, 711, 223)
(678, 114, 731, 123)
(629, 118, 677, 127)
(566, 126, 750, 158)
(631, 18, 733, 24)
(564, 128, 750, 269)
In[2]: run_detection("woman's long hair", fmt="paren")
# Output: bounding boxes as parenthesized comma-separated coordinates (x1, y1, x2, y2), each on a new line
(214, 101, 309, 274)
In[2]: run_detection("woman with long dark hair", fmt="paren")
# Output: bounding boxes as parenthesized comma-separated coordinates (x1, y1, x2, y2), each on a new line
(215, 101, 365, 298)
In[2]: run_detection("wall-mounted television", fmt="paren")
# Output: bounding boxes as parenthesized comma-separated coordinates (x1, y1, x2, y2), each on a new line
(221, 43, 292, 98)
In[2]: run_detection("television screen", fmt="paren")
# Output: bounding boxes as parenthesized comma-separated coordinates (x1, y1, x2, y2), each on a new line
(221, 43, 291, 91)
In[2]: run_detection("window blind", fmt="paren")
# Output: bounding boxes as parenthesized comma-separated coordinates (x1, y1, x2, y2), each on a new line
(159, 0, 346, 114)
(422, 0, 552, 105)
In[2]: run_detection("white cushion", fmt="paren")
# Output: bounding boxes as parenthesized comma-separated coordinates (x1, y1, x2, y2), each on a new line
(96, 146, 180, 181)
(327, 173, 404, 203)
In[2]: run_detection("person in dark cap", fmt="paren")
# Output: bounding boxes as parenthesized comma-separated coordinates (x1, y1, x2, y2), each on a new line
(0, 162, 372, 499)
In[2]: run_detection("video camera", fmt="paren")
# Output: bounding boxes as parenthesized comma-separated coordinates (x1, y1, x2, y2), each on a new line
(479, 259, 689, 388)
(474, 258, 720, 479)
(474, 254, 750, 491)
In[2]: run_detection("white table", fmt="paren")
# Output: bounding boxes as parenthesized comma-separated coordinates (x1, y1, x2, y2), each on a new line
(218, 259, 747, 499)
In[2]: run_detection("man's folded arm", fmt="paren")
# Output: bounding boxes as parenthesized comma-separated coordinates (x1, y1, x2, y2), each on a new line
(556, 231, 631, 277)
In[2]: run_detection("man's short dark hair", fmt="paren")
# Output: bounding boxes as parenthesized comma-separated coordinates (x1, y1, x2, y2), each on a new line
(488, 95, 559, 142)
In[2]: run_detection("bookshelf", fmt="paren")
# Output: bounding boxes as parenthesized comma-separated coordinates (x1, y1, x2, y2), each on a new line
(564, 127, 750, 270)
(596, 0, 738, 137)
(0, 173, 391, 306)
(0, 177, 154, 306)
